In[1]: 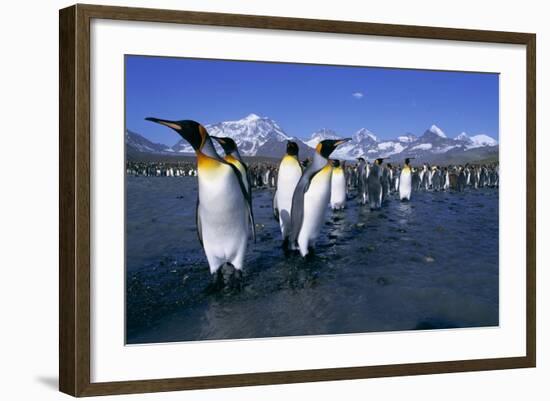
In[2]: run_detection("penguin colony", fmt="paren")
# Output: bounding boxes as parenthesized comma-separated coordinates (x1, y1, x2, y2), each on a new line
(145, 117, 499, 287)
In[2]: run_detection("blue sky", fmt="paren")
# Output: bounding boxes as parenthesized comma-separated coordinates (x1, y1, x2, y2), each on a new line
(126, 55, 499, 146)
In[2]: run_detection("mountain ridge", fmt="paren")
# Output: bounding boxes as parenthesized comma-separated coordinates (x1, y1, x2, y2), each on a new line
(127, 114, 498, 163)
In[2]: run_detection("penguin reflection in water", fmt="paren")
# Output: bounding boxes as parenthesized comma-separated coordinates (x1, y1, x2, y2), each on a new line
(289, 139, 351, 257)
(273, 141, 302, 250)
(145, 117, 255, 288)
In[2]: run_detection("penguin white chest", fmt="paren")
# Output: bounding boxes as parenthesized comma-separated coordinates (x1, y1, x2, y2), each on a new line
(298, 166, 332, 254)
(399, 169, 412, 200)
(275, 157, 302, 238)
(330, 168, 346, 209)
(197, 159, 249, 273)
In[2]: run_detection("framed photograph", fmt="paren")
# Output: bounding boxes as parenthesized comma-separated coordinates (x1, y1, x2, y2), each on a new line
(59, 4, 536, 397)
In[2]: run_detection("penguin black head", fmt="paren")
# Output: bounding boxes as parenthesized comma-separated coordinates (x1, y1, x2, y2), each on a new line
(405, 157, 415, 165)
(316, 138, 351, 159)
(145, 117, 205, 151)
(356, 157, 365, 162)
(330, 159, 341, 168)
(375, 158, 385, 165)
(211, 136, 237, 155)
(286, 141, 299, 156)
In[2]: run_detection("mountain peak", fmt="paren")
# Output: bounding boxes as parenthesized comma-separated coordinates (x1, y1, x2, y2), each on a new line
(429, 124, 447, 138)
(305, 128, 341, 147)
(310, 128, 340, 138)
(468, 134, 498, 148)
(398, 133, 417, 143)
(353, 128, 377, 143)
(455, 132, 470, 141)
(242, 113, 262, 122)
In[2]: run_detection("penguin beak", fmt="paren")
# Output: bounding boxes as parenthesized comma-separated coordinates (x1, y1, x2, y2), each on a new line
(335, 138, 351, 146)
(145, 117, 182, 131)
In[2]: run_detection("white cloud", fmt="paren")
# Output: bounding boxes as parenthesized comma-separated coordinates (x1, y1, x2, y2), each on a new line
(352, 92, 364, 99)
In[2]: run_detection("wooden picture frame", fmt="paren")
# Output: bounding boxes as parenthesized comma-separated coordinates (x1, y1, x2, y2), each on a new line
(59, 3, 536, 397)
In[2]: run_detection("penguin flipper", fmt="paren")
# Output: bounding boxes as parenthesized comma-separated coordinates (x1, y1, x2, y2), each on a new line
(289, 174, 313, 246)
(225, 161, 256, 243)
(195, 198, 204, 248)
(247, 199, 256, 243)
(272, 191, 279, 221)
(243, 165, 256, 242)
(246, 168, 253, 198)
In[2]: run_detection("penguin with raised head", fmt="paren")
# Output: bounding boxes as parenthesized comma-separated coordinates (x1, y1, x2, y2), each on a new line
(273, 141, 302, 249)
(330, 159, 347, 210)
(399, 158, 414, 201)
(145, 117, 254, 286)
(367, 158, 384, 210)
(289, 138, 351, 257)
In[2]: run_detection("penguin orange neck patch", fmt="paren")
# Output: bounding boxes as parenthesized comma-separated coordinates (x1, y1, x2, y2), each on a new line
(197, 152, 223, 173)
(225, 154, 238, 164)
(282, 155, 299, 165)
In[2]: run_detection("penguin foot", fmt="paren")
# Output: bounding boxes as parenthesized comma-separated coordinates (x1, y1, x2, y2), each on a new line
(206, 268, 225, 293)
(282, 238, 297, 258)
(228, 269, 243, 292)
(305, 247, 316, 262)
(281, 238, 290, 251)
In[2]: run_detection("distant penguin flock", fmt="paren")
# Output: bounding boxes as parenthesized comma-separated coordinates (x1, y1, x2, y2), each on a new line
(145, 117, 499, 288)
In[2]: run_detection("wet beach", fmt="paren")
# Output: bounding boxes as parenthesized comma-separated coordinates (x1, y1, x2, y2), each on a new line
(126, 176, 499, 344)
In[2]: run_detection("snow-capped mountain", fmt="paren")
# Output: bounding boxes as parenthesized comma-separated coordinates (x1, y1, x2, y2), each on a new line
(126, 115, 498, 163)
(305, 128, 341, 148)
(305, 123, 497, 161)
(428, 124, 447, 138)
(397, 133, 418, 143)
(353, 128, 378, 143)
(171, 113, 313, 158)
(454, 132, 498, 149)
(455, 132, 470, 141)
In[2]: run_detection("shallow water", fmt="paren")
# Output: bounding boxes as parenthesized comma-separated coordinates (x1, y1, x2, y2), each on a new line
(126, 176, 499, 344)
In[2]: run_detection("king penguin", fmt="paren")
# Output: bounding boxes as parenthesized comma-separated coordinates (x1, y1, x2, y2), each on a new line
(289, 138, 351, 257)
(356, 157, 368, 204)
(381, 162, 391, 202)
(211, 136, 253, 209)
(330, 159, 347, 210)
(367, 158, 384, 210)
(273, 141, 303, 249)
(399, 158, 414, 201)
(145, 117, 255, 283)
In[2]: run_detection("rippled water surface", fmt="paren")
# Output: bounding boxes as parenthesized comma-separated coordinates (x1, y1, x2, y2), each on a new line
(126, 176, 499, 344)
